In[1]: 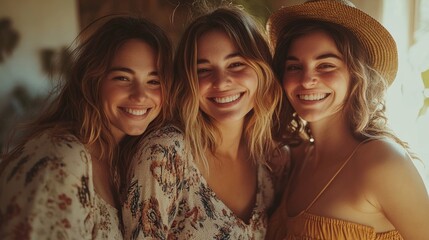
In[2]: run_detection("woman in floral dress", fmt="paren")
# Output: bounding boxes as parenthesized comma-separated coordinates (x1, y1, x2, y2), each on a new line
(0, 16, 173, 239)
(122, 4, 287, 240)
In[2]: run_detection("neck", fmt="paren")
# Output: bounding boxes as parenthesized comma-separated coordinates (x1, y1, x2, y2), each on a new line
(308, 112, 359, 163)
(213, 119, 246, 162)
(87, 140, 117, 164)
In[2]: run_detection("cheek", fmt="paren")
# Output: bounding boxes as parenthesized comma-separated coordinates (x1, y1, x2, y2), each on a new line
(198, 78, 210, 91)
(245, 72, 259, 91)
(282, 78, 297, 101)
(149, 89, 162, 105)
(282, 77, 292, 92)
(232, 69, 259, 95)
(198, 80, 212, 100)
(100, 84, 116, 104)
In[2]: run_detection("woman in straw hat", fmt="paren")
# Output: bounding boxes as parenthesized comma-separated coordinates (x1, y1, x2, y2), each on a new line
(265, 0, 429, 239)
(121, 3, 285, 239)
(0, 16, 173, 239)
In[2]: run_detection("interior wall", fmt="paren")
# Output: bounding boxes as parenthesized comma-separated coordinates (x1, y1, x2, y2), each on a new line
(0, 0, 79, 151)
(0, 0, 79, 98)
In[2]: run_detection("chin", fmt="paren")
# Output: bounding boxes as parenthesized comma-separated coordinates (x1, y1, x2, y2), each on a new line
(127, 127, 149, 136)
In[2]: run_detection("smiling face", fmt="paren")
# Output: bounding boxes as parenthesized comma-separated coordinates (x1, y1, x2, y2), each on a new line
(282, 30, 351, 123)
(196, 29, 258, 125)
(101, 39, 161, 142)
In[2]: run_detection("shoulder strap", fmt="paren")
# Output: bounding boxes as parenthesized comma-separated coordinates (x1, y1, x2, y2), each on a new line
(305, 138, 374, 211)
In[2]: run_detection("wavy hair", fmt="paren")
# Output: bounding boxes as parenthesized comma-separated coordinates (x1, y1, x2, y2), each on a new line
(273, 20, 412, 154)
(1, 16, 173, 193)
(172, 4, 282, 167)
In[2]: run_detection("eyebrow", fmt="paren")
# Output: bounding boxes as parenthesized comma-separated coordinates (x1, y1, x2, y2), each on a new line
(286, 53, 342, 61)
(108, 67, 158, 76)
(197, 52, 241, 64)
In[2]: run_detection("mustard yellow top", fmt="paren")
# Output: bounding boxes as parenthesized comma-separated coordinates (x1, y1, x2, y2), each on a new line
(267, 139, 403, 240)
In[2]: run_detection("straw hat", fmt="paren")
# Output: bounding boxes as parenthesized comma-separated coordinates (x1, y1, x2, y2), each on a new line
(267, 0, 398, 84)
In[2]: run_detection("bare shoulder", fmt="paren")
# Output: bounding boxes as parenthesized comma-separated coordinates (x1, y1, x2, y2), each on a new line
(354, 138, 412, 172)
(353, 140, 429, 238)
(353, 138, 426, 197)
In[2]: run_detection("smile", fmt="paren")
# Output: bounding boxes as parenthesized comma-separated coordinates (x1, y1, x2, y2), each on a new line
(211, 93, 242, 104)
(122, 108, 149, 116)
(298, 93, 329, 101)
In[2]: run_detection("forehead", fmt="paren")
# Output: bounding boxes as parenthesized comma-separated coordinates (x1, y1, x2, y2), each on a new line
(196, 29, 238, 57)
(111, 39, 155, 61)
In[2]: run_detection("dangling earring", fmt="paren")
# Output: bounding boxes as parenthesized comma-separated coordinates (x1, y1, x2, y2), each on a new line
(305, 126, 315, 144)
(304, 125, 315, 159)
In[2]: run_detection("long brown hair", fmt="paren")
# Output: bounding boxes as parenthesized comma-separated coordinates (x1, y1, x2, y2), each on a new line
(273, 20, 413, 155)
(1, 15, 174, 193)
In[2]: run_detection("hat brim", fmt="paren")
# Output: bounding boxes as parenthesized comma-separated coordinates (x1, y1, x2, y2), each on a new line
(267, 1, 398, 84)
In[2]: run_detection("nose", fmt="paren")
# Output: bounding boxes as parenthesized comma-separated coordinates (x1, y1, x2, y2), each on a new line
(130, 82, 148, 101)
(301, 69, 317, 88)
(212, 70, 232, 89)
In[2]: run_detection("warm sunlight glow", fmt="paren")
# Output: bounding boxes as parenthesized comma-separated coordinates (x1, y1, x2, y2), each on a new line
(383, 0, 429, 190)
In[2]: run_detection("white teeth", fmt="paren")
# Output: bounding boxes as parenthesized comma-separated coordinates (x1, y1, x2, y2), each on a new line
(298, 93, 328, 101)
(213, 94, 241, 103)
(124, 108, 148, 116)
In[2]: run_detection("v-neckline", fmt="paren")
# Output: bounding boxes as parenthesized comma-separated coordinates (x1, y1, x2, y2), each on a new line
(189, 159, 266, 225)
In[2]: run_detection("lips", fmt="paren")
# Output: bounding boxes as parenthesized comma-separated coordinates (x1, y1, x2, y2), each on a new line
(211, 93, 242, 104)
(297, 93, 330, 101)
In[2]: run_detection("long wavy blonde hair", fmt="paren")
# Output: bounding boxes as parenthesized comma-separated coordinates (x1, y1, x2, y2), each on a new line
(172, 4, 283, 167)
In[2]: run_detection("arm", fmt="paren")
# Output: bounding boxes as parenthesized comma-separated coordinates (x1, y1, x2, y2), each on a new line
(122, 126, 187, 240)
(0, 134, 94, 239)
(368, 140, 429, 239)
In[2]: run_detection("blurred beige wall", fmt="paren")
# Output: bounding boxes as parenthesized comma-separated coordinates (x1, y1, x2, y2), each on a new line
(0, 0, 79, 98)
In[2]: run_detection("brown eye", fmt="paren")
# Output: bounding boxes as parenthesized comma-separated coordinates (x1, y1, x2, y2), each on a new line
(113, 76, 130, 81)
(197, 68, 211, 78)
(148, 80, 160, 85)
(229, 62, 244, 68)
(285, 65, 301, 71)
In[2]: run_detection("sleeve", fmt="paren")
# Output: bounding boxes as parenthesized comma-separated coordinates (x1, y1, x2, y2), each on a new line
(122, 126, 188, 240)
(0, 134, 94, 240)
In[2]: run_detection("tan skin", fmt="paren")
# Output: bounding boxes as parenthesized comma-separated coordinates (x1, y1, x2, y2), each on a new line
(284, 31, 429, 239)
(196, 121, 257, 223)
(90, 149, 117, 206)
(91, 39, 162, 207)
(195, 29, 259, 222)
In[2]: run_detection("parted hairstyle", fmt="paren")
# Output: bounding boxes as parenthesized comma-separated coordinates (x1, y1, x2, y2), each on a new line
(1, 15, 174, 193)
(272, 20, 412, 154)
(171, 4, 283, 167)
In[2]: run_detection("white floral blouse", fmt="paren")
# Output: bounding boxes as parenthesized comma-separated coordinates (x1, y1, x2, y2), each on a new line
(122, 124, 276, 240)
(0, 131, 122, 240)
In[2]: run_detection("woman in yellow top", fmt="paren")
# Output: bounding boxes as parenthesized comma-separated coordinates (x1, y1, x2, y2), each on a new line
(266, 0, 429, 239)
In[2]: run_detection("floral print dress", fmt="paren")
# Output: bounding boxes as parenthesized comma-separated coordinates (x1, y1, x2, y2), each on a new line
(122, 124, 275, 240)
(0, 131, 122, 240)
